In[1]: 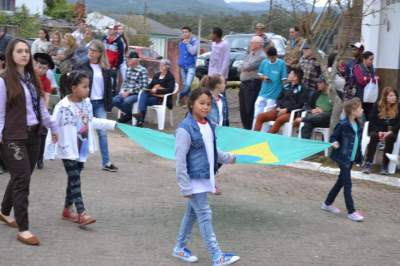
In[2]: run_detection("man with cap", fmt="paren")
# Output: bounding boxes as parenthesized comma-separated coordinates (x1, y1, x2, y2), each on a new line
(345, 42, 364, 83)
(298, 42, 321, 91)
(284, 26, 304, 71)
(102, 23, 125, 90)
(112, 51, 149, 123)
(295, 75, 332, 139)
(33, 53, 55, 169)
(238, 35, 267, 129)
(255, 23, 271, 49)
(132, 59, 175, 127)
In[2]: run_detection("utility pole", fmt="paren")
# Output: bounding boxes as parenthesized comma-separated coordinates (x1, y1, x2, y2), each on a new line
(197, 17, 202, 56)
(267, 0, 273, 32)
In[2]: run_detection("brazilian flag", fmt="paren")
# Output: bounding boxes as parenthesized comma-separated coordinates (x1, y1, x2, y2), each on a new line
(117, 123, 331, 165)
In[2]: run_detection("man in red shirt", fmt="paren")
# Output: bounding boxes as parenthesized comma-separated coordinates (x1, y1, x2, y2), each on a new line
(33, 53, 55, 169)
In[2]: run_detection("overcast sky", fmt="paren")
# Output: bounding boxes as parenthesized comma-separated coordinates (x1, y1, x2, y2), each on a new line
(225, 0, 327, 6)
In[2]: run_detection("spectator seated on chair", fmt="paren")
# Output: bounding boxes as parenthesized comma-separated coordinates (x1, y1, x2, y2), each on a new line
(254, 68, 307, 133)
(294, 76, 332, 139)
(132, 59, 175, 127)
(112, 51, 148, 123)
(361, 87, 400, 175)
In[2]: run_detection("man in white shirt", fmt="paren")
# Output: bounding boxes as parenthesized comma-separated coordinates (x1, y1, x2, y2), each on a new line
(208, 27, 230, 80)
(72, 20, 87, 47)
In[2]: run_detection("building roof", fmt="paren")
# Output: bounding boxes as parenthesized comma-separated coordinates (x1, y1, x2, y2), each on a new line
(112, 14, 181, 37)
(86, 12, 180, 38)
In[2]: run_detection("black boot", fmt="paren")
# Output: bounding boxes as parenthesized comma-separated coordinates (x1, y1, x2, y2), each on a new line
(37, 158, 44, 169)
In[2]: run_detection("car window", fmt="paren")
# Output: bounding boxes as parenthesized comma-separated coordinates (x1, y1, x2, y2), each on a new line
(150, 50, 160, 59)
(271, 38, 285, 55)
(141, 48, 152, 58)
(224, 35, 251, 50)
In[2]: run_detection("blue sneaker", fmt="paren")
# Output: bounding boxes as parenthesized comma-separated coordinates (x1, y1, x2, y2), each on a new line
(172, 247, 199, 263)
(213, 253, 240, 266)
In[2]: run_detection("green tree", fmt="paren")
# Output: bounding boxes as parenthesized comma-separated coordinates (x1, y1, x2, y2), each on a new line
(44, 0, 75, 21)
(0, 5, 40, 38)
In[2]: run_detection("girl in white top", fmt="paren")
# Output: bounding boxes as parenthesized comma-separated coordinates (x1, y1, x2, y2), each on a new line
(45, 70, 116, 226)
(173, 88, 240, 266)
(31, 29, 51, 55)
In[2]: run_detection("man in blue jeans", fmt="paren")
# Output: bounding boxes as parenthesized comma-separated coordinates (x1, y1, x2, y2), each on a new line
(178, 26, 199, 106)
(113, 51, 148, 123)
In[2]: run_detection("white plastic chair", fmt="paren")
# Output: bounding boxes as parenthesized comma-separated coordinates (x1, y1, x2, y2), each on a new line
(132, 83, 179, 130)
(361, 121, 400, 173)
(297, 111, 330, 157)
(260, 108, 303, 137)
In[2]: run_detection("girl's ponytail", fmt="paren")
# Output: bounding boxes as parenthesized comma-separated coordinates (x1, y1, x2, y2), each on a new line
(200, 74, 223, 91)
(59, 70, 89, 98)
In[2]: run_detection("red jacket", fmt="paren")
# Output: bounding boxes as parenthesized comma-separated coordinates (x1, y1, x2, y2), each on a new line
(40, 74, 52, 94)
(102, 34, 124, 69)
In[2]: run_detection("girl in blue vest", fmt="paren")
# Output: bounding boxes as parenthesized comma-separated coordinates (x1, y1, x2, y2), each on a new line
(322, 97, 365, 222)
(173, 88, 240, 266)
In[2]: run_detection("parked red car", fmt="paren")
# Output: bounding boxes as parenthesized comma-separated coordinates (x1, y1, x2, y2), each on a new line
(128, 46, 163, 78)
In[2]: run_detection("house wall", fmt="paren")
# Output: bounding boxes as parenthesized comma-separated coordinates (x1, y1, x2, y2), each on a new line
(362, 0, 400, 89)
(15, 0, 44, 15)
(150, 37, 166, 57)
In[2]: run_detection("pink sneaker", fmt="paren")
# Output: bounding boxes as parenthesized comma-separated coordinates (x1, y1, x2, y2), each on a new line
(347, 211, 364, 222)
(321, 203, 341, 214)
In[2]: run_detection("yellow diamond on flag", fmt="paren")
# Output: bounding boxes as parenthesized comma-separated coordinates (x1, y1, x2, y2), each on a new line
(230, 142, 279, 164)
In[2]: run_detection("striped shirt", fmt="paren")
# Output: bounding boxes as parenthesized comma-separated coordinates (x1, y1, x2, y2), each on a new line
(121, 65, 149, 95)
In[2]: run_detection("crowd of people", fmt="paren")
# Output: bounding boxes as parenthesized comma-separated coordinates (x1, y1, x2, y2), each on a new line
(0, 19, 395, 266)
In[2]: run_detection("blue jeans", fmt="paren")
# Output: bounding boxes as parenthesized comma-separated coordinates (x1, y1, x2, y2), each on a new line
(112, 94, 138, 115)
(325, 163, 356, 214)
(91, 100, 110, 166)
(175, 192, 222, 261)
(138, 91, 160, 121)
(179, 67, 196, 98)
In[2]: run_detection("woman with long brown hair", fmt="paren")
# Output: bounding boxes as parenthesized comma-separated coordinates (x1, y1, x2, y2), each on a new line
(0, 39, 57, 245)
(362, 87, 400, 175)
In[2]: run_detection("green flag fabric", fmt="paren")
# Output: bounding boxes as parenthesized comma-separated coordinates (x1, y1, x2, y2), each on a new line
(117, 123, 331, 165)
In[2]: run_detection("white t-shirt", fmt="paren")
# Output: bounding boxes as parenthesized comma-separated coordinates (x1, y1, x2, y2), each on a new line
(216, 97, 223, 126)
(72, 30, 85, 47)
(190, 121, 216, 194)
(90, 64, 105, 100)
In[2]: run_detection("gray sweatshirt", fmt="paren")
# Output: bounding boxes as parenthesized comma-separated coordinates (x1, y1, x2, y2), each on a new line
(175, 128, 235, 196)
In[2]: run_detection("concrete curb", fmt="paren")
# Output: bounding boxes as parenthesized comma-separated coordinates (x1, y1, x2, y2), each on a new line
(288, 160, 400, 188)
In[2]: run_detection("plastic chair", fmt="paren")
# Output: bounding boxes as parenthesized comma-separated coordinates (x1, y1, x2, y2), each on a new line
(361, 121, 400, 173)
(132, 83, 179, 130)
(297, 111, 330, 157)
(260, 108, 303, 137)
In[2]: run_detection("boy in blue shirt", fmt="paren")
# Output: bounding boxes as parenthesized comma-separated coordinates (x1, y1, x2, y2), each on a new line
(252, 47, 287, 129)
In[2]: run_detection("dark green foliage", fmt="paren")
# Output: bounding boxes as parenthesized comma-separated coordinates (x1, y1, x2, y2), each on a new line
(45, 0, 75, 21)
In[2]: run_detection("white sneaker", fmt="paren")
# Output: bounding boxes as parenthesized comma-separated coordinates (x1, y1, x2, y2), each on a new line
(347, 211, 364, 222)
(321, 203, 341, 214)
(172, 247, 199, 263)
(385, 153, 399, 163)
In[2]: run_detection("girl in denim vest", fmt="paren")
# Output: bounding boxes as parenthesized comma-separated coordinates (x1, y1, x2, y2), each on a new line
(322, 97, 365, 222)
(173, 88, 240, 266)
